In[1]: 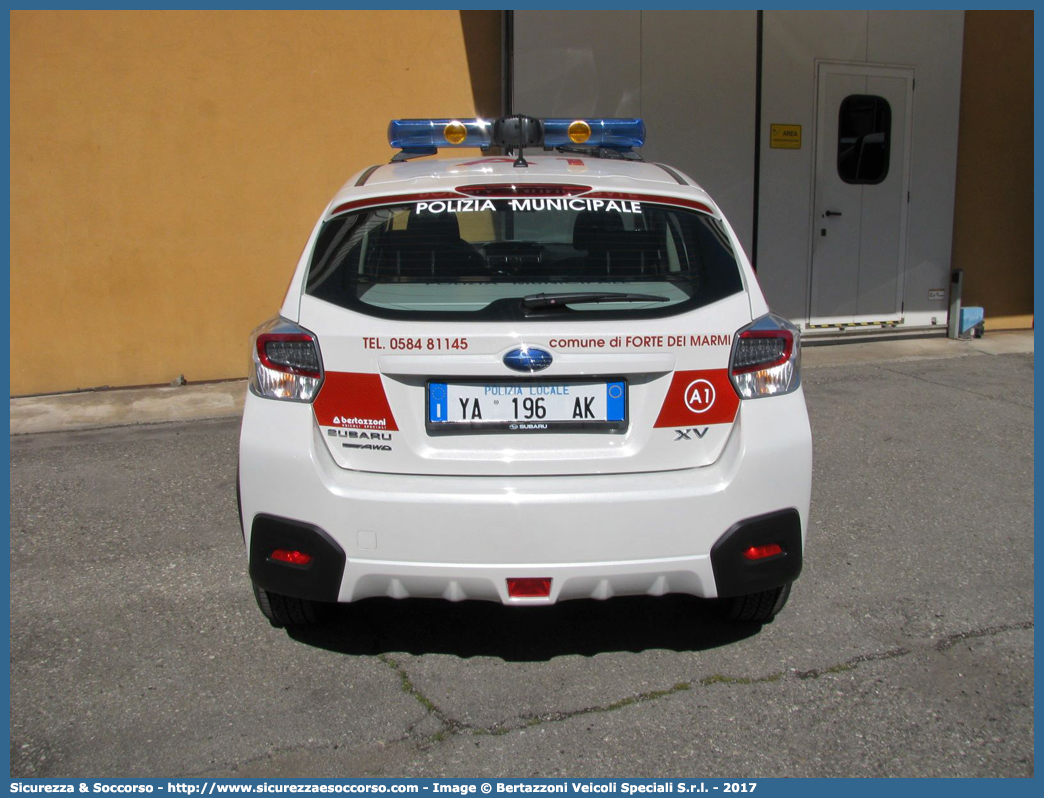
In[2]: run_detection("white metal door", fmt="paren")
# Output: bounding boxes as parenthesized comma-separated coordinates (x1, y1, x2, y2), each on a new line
(808, 63, 913, 327)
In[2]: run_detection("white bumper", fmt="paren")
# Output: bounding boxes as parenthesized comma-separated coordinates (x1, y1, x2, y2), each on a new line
(238, 388, 812, 604)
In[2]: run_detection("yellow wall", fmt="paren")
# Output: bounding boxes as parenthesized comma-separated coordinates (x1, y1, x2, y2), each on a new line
(951, 11, 1034, 331)
(10, 10, 501, 395)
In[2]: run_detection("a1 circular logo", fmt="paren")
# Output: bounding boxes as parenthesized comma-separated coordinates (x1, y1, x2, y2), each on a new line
(684, 379, 716, 414)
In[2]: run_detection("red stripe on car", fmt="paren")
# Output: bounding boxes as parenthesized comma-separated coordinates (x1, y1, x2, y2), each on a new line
(329, 192, 463, 217)
(313, 372, 399, 431)
(584, 191, 715, 216)
(329, 190, 715, 217)
(653, 369, 739, 428)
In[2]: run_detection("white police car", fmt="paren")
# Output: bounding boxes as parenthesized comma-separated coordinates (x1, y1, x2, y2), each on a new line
(238, 116, 812, 626)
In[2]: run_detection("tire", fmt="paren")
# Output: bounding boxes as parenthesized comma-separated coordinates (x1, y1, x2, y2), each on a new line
(252, 582, 320, 627)
(720, 583, 792, 623)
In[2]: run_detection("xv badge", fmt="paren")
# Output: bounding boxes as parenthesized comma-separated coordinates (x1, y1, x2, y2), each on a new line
(674, 427, 709, 441)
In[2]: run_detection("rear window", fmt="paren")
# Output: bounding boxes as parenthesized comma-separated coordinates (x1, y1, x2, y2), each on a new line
(305, 195, 744, 321)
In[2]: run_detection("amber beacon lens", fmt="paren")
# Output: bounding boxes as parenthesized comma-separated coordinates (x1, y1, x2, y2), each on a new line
(444, 121, 467, 145)
(567, 120, 592, 144)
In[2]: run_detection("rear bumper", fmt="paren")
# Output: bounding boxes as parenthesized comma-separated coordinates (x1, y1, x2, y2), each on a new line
(238, 388, 812, 605)
(248, 508, 804, 605)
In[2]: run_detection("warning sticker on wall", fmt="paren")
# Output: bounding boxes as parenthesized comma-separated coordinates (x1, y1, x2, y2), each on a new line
(770, 124, 802, 149)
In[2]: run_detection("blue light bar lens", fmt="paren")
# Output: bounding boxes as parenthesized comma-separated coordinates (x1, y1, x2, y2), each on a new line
(387, 118, 646, 152)
(543, 118, 646, 149)
(387, 119, 492, 150)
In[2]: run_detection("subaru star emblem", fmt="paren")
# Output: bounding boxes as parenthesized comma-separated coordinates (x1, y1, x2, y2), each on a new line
(503, 346, 553, 373)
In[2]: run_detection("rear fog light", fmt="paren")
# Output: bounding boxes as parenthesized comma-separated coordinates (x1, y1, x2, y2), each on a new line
(507, 578, 552, 598)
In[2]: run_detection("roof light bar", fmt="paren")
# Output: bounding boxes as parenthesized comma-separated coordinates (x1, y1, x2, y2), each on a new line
(386, 117, 646, 158)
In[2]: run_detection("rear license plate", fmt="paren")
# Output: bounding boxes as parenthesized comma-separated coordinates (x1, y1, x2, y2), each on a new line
(427, 380, 627, 434)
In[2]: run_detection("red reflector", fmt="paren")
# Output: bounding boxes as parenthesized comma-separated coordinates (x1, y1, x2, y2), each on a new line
(271, 549, 312, 566)
(507, 577, 552, 598)
(742, 543, 783, 561)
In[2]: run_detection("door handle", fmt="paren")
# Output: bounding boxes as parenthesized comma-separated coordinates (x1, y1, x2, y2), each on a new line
(824, 210, 843, 217)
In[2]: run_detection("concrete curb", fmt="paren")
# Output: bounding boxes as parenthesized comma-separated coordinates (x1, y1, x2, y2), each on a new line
(11, 380, 247, 435)
(800, 329, 1033, 368)
(9, 331, 1032, 435)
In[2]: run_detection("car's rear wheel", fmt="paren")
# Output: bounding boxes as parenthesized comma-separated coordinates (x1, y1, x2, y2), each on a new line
(252, 582, 319, 627)
(720, 583, 792, 623)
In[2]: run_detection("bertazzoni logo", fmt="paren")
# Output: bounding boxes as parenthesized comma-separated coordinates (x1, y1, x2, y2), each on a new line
(503, 346, 553, 373)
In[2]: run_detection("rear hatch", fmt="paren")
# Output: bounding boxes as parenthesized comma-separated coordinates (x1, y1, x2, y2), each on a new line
(299, 183, 752, 476)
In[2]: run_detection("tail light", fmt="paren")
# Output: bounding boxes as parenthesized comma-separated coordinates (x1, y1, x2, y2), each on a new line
(729, 313, 801, 399)
(248, 317, 324, 402)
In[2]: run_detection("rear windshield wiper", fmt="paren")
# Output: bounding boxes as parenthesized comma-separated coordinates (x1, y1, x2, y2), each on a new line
(521, 291, 670, 310)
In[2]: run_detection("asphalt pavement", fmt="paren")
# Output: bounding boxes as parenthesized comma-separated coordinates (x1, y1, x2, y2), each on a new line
(9, 350, 1034, 777)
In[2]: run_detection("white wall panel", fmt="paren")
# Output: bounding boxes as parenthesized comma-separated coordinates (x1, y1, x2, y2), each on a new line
(512, 10, 964, 327)
(869, 10, 964, 325)
(640, 11, 757, 257)
(513, 11, 641, 118)
(757, 10, 868, 320)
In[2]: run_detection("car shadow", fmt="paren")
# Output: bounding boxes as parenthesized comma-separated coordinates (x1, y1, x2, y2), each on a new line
(285, 595, 764, 661)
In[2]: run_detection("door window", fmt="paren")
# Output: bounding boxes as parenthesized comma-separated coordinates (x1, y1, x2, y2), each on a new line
(837, 95, 891, 184)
